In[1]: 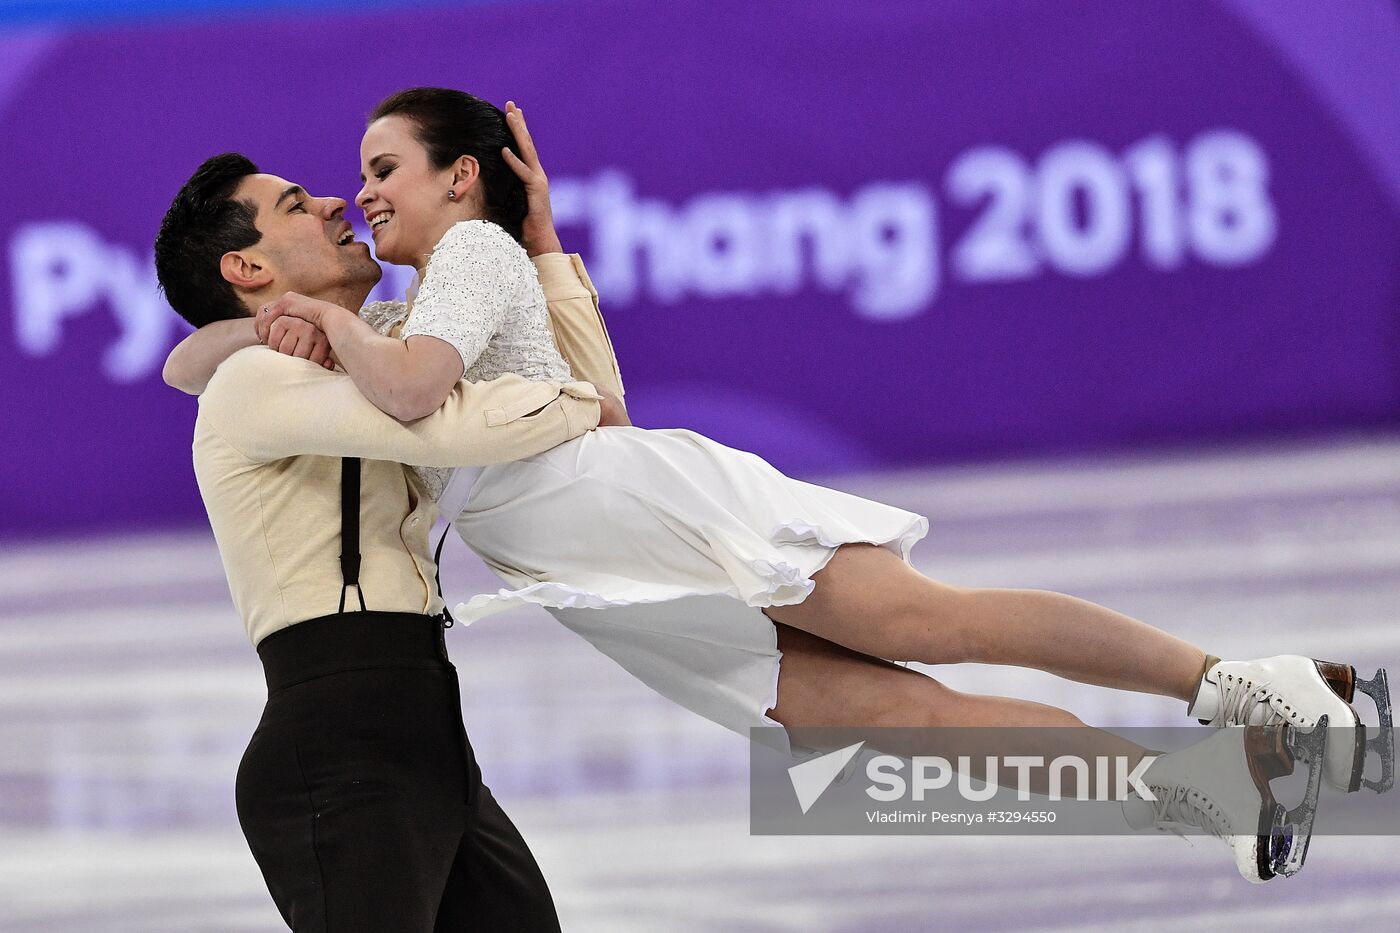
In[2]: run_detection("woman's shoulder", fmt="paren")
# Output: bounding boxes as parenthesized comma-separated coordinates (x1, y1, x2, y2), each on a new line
(436, 219, 525, 256)
(427, 220, 534, 294)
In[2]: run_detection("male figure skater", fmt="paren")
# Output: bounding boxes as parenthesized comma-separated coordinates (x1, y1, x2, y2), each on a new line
(155, 152, 620, 931)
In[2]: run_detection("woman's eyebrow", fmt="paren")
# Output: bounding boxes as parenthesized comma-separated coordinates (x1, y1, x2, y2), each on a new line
(367, 153, 397, 169)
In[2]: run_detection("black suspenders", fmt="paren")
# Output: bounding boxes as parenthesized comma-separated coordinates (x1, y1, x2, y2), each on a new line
(433, 528, 456, 628)
(338, 455, 455, 626)
(338, 458, 367, 614)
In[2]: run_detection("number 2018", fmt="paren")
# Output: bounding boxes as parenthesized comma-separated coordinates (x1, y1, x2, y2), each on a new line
(945, 130, 1276, 282)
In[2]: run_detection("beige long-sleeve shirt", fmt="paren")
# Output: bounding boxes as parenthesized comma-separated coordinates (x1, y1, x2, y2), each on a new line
(193, 253, 620, 646)
(534, 252, 625, 399)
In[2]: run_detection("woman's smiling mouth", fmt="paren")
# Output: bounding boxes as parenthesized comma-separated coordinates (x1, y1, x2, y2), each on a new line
(368, 211, 395, 235)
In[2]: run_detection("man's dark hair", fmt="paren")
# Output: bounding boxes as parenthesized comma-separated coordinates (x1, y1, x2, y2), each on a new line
(154, 153, 262, 327)
(371, 88, 527, 243)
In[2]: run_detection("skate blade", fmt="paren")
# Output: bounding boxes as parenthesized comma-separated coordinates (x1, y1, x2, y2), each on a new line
(1265, 716, 1327, 879)
(1355, 668, 1394, 794)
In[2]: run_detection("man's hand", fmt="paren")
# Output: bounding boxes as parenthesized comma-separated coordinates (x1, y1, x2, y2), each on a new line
(596, 389, 631, 427)
(266, 316, 335, 369)
(257, 293, 344, 369)
(502, 101, 564, 257)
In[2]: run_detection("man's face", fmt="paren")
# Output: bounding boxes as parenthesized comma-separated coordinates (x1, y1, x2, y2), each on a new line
(231, 173, 382, 305)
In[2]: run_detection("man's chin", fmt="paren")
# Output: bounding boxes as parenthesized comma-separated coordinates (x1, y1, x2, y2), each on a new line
(351, 248, 383, 285)
(343, 240, 374, 261)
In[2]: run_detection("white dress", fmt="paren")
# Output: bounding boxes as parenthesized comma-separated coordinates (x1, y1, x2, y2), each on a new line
(367, 220, 928, 740)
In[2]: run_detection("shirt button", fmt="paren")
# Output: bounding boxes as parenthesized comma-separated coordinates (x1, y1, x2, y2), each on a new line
(410, 517, 421, 527)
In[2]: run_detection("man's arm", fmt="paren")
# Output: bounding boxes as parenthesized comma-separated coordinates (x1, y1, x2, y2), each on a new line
(164, 319, 259, 394)
(200, 347, 600, 466)
(164, 315, 333, 395)
(534, 252, 626, 410)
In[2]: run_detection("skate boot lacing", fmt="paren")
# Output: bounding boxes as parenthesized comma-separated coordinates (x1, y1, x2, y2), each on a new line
(1215, 673, 1312, 728)
(1145, 784, 1230, 844)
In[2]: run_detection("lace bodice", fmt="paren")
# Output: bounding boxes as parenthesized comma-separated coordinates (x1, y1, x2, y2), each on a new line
(397, 220, 573, 382)
(357, 220, 574, 501)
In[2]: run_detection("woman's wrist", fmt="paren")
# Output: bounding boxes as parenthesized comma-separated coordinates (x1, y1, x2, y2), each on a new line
(317, 304, 360, 345)
(524, 227, 563, 257)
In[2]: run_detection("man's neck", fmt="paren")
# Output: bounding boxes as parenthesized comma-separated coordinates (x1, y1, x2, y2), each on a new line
(320, 285, 375, 311)
(245, 284, 375, 316)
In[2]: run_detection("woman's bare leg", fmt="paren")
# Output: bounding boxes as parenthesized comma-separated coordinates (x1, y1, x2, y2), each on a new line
(766, 544, 1206, 703)
(770, 624, 1148, 798)
(771, 623, 1088, 729)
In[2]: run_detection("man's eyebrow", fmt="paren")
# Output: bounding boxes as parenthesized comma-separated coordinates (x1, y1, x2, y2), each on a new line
(274, 185, 305, 210)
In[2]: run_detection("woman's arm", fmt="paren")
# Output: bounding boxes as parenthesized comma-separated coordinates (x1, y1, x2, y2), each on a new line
(502, 102, 563, 259)
(256, 294, 464, 421)
(163, 315, 332, 395)
(504, 101, 629, 423)
(260, 219, 523, 421)
(257, 293, 629, 424)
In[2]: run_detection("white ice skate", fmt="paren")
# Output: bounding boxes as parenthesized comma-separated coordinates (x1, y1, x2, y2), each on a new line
(1189, 655, 1393, 793)
(1123, 722, 1327, 883)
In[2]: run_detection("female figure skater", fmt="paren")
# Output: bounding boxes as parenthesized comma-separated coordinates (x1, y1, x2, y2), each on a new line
(166, 88, 1388, 882)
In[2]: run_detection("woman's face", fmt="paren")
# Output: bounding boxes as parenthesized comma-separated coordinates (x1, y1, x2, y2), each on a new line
(356, 115, 462, 269)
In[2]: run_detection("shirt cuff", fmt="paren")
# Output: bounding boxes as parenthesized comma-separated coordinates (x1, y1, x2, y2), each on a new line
(561, 380, 603, 401)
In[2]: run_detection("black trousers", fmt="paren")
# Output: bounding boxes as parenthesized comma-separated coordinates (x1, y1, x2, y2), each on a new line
(236, 612, 560, 932)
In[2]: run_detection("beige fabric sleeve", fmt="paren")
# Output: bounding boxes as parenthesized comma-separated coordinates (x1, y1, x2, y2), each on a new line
(534, 253, 625, 399)
(200, 347, 601, 467)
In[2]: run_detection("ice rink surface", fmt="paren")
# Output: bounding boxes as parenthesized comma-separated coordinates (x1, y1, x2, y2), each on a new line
(2, 435, 1398, 931)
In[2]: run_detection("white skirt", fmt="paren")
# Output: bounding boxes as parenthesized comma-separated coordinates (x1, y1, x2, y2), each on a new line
(448, 426, 928, 740)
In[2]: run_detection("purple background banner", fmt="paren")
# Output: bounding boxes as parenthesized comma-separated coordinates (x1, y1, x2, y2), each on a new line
(3, 0, 1399, 536)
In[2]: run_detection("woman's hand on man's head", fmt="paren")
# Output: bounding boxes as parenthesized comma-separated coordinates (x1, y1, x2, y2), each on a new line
(502, 101, 564, 257)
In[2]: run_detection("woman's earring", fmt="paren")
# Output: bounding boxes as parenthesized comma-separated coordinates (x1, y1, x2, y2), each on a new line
(447, 189, 457, 200)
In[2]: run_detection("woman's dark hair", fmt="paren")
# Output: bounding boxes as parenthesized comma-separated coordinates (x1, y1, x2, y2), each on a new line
(371, 87, 526, 243)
